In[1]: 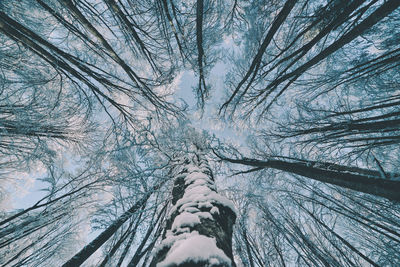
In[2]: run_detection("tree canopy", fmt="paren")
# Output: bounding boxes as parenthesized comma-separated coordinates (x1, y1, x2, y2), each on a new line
(1, 0, 399, 266)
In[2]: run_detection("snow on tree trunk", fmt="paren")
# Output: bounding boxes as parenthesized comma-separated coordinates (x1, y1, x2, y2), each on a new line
(150, 151, 236, 267)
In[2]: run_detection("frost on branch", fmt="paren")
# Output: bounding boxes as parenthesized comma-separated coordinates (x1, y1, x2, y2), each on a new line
(151, 151, 236, 267)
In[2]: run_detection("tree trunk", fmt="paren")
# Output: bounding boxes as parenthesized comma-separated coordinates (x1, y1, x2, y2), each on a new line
(62, 181, 165, 267)
(217, 154, 400, 202)
(151, 151, 236, 266)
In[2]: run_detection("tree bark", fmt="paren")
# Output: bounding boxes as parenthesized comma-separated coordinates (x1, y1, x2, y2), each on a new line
(151, 151, 236, 266)
(62, 181, 165, 267)
(217, 153, 400, 202)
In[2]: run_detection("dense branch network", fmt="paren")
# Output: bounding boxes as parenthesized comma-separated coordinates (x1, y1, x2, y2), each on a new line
(1, 0, 399, 266)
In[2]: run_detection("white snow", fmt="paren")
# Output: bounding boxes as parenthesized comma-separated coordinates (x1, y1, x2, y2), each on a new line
(185, 172, 211, 185)
(156, 231, 194, 252)
(210, 206, 220, 215)
(155, 154, 235, 267)
(157, 234, 231, 267)
(168, 171, 236, 217)
(171, 212, 201, 232)
(174, 189, 236, 215)
(183, 207, 200, 213)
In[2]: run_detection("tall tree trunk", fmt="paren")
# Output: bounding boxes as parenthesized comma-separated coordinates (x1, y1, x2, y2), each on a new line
(62, 181, 165, 267)
(151, 150, 236, 266)
(216, 153, 400, 202)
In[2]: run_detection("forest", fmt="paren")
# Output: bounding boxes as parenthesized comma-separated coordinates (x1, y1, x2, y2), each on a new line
(0, 0, 400, 266)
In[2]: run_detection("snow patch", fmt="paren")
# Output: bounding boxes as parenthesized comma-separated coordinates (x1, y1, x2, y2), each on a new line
(156, 154, 236, 267)
(174, 189, 236, 216)
(157, 234, 231, 267)
(210, 206, 220, 215)
(185, 172, 211, 185)
(184, 207, 200, 213)
(171, 212, 201, 232)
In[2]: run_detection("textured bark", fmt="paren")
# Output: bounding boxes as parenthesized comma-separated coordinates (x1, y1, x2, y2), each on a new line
(218, 154, 400, 202)
(151, 151, 236, 267)
(62, 181, 165, 267)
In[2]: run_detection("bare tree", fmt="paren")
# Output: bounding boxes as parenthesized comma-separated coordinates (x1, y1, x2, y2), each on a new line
(150, 148, 236, 266)
(221, 0, 400, 118)
(2, 0, 400, 266)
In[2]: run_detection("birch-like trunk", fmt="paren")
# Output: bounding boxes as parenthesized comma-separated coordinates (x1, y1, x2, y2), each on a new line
(151, 151, 236, 266)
